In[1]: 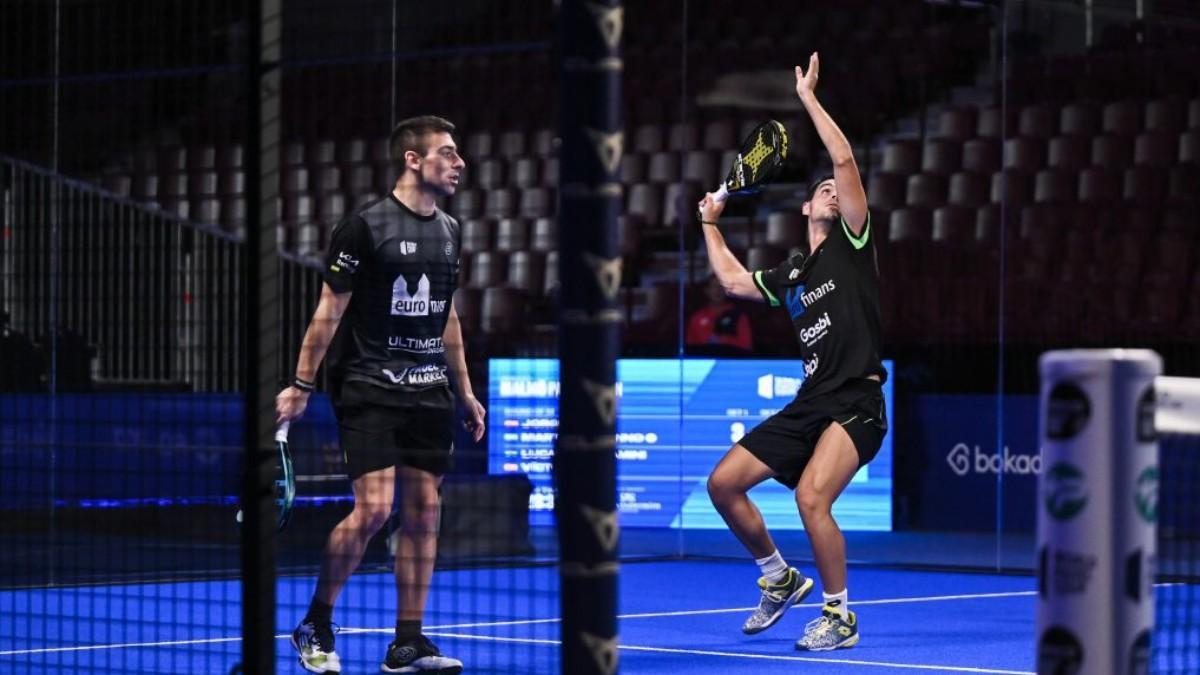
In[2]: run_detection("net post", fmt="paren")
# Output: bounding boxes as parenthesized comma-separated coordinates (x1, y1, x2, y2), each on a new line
(241, 0, 282, 672)
(556, 1, 622, 674)
(1036, 349, 1161, 675)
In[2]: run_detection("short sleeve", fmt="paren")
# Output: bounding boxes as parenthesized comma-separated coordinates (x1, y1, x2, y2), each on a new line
(751, 253, 804, 307)
(839, 210, 872, 251)
(323, 216, 371, 293)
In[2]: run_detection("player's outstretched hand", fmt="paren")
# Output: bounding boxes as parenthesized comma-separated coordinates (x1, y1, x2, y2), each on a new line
(463, 394, 487, 442)
(275, 386, 309, 425)
(697, 192, 727, 226)
(795, 52, 819, 101)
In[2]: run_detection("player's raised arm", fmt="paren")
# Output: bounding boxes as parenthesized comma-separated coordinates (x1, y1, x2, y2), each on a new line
(795, 53, 868, 236)
(697, 192, 762, 302)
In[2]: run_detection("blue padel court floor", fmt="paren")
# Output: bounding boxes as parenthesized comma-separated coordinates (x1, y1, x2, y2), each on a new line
(2, 559, 1196, 674)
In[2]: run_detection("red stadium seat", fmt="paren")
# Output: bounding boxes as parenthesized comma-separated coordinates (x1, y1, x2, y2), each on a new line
(866, 172, 906, 211)
(1077, 167, 1121, 205)
(935, 106, 977, 141)
(1145, 98, 1186, 135)
(620, 153, 646, 184)
(461, 218, 494, 255)
(702, 120, 736, 151)
(1180, 130, 1200, 163)
(530, 217, 557, 252)
(881, 140, 921, 174)
(507, 251, 546, 295)
(1047, 136, 1090, 170)
(484, 188, 518, 218)
(477, 158, 507, 189)
(1102, 100, 1141, 136)
(764, 210, 806, 251)
(1003, 137, 1046, 172)
(1091, 135, 1135, 167)
(905, 173, 948, 209)
(497, 131, 526, 159)
(467, 251, 509, 289)
(921, 139, 962, 176)
(647, 151, 680, 184)
(496, 218, 531, 252)
(1133, 132, 1177, 167)
(947, 172, 990, 208)
(1033, 169, 1077, 204)
(187, 145, 216, 171)
(512, 158, 541, 188)
(452, 288, 481, 334)
(1018, 104, 1058, 139)
(336, 138, 367, 164)
(962, 139, 1002, 173)
(990, 169, 1033, 208)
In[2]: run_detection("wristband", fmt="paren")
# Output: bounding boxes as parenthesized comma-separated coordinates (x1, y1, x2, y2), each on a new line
(701, 220, 720, 226)
(292, 377, 316, 393)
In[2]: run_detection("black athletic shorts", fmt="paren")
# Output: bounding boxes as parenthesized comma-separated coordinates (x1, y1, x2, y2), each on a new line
(332, 380, 455, 480)
(738, 377, 887, 490)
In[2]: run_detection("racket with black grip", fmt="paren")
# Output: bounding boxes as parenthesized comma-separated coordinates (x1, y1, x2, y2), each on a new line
(712, 119, 789, 202)
(235, 421, 295, 532)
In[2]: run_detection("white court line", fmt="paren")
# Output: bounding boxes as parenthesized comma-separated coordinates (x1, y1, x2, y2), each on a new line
(0, 589, 1034, 658)
(425, 631, 1035, 675)
(418, 589, 1036, 630)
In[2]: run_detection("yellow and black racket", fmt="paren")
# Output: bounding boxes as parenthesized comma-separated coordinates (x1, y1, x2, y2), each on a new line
(713, 119, 789, 202)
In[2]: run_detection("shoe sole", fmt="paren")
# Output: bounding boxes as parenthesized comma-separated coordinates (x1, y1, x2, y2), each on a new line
(742, 576, 815, 635)
(379, 658, 463, 667)
(292, 634, 341, 674)
(797, 632, 860, 652)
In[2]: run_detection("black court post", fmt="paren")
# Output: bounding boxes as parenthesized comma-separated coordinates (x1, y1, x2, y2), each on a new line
(555, 1, 623, 674)
(241, 0, 282, 672)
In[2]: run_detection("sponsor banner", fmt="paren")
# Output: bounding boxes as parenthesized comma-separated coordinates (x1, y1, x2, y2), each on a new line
(904, 394, 1040, 532)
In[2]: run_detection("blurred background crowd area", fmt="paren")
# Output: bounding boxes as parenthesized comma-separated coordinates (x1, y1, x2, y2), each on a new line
(2, 0, 1198, 395)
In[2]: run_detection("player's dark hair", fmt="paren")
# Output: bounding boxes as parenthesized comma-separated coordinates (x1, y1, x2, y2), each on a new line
(389, 115, 456, 170)
(805, 173, 835, 203)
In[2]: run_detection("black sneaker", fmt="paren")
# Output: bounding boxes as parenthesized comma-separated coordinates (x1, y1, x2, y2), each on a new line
(381, 634, 463, 674)
(291, 619, 341, 673)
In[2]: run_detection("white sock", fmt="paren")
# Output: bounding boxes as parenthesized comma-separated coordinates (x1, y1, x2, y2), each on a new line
(823, 589, 849, 619)
(755, 550, 789, 584)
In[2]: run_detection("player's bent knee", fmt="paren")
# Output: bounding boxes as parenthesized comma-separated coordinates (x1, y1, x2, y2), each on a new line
(707, 472, 733, 504)
(795, 488, 831, 519)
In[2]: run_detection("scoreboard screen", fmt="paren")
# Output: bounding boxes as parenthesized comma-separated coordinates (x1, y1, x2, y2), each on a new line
(488, 358, 893, 530)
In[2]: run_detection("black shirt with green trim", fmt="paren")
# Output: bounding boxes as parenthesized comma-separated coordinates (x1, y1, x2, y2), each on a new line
(751, 213, 885, 402)
(323, 193, 461, 393)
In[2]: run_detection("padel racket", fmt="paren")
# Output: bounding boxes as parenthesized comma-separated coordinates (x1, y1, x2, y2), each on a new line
(712, 119, 789, 202)
(236, 421, 296, 531)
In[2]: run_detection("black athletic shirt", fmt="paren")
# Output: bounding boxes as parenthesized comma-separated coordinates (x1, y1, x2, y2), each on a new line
(323, 193, 461, 393)
(752, 213, 886, 402)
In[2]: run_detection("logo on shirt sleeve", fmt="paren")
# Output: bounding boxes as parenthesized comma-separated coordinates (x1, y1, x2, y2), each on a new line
(329, 251, 360, 273)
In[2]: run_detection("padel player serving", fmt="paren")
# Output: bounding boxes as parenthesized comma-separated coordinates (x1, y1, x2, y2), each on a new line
(276, 116, 483, 674)
(697, 53, 887, 652)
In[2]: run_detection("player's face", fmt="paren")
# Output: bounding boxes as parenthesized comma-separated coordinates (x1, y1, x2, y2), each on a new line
(416, 132, 465, 196)
(804, 179, 838, 223)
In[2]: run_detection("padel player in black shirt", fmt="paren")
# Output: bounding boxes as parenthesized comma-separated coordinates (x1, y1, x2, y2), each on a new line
(276, 116, 483, 675)
(698, 53, 886, 652)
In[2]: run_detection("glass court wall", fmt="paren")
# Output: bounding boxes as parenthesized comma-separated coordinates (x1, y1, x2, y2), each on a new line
(1, 0, 1197, 672)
